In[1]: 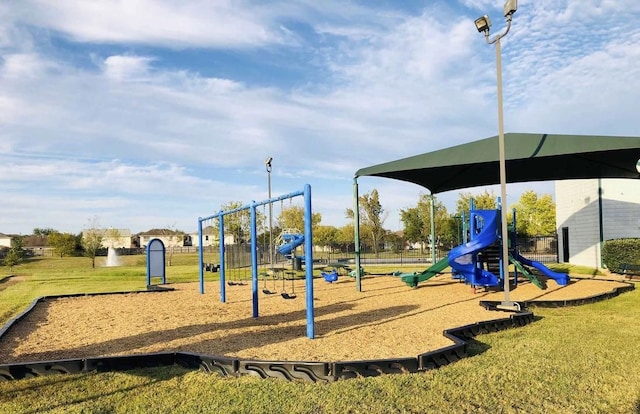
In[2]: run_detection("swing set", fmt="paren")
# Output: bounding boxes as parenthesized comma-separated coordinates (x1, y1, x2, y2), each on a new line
(258, 199, 299, 299)
(197, 184, 315, 338)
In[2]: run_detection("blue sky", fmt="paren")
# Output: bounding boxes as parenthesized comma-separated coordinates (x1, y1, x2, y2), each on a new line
(1, 0, 640, 235)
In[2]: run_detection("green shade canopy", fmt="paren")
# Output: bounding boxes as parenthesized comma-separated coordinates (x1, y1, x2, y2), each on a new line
(355, 133, 640, 194)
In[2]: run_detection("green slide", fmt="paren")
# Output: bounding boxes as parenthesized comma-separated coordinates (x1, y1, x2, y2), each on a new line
(509, 254, 544, 289)
(400, 256, 451, 288)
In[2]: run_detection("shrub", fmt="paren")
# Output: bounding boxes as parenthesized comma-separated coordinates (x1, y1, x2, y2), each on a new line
(602, 238, 640, 273)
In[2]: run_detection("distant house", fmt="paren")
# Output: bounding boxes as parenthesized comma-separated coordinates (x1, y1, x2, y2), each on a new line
(555, 178, 640, 268)
(82, 228, 133, 249)
(22, 235, 47, 248)
(138, 229, 186, 249)
(0, 233, 12, 248)
(101, 228, 133, 248)
(189, 226, 218, 247)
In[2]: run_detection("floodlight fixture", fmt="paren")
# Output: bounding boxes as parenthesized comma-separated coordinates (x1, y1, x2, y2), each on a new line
(474, 15, 491, 33)
(503, 0, 517, 17)
(265, 156, 273, 172)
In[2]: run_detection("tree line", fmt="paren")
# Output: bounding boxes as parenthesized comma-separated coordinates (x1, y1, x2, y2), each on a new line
(214, 188, 556, 257)
(3, 189, 555, 269)
(2, 218, 138, 270)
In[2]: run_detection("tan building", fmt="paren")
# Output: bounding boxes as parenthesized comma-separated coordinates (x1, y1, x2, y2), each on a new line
(189, 226, 218, 247)
(100, 228, 133, 248)
(0, 233, 12, 248)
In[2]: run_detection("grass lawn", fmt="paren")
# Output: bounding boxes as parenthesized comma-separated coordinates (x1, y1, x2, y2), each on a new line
(1, 255, 639, 413)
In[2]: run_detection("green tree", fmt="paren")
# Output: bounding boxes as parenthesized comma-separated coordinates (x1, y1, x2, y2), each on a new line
(384, 230, 405, 254)
(3, 237, 25, 271)
(400, 194, 450, 251)
(47, 232, 78, 257)
(336, 224, 355, 252)
(277, 205, 321, 233)
(219, 201, 251, 244)
(510, 191, 556, 236)
(314, 225, 339, 253)
(217, 201, 269, 244)
(82, 217, 104, 268)
(455, 190, 498, 217)
(347, 189, 387, 258)
(400, 205, 424, 247)
(33, 228, 57, 237)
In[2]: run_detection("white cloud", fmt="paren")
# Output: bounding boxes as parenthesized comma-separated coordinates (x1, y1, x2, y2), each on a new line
(12, 0, 287, 48)
(102, 55, 155, 82)
(0, 1, 639, 234)
(1, 53, 57, 79)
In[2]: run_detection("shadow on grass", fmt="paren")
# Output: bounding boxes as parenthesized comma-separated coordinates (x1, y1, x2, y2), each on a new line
(464, 338, 491, 357)
(5, 367, 188, 414)
(0, 276, 20, 292)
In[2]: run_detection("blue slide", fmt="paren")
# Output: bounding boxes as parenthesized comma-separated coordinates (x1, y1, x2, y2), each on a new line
(448, 210, 500, 287)
(277, 233, 305, 257)
(513, 252, 570, 286)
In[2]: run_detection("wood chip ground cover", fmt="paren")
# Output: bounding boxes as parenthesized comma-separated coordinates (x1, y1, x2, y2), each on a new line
(0, 274, 628, 364)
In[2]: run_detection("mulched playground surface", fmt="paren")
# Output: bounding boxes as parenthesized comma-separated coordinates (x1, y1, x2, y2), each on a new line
(0, 273, 631, 365)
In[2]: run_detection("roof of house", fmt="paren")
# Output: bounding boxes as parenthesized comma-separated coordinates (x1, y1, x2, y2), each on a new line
(137, 228, 184, 236)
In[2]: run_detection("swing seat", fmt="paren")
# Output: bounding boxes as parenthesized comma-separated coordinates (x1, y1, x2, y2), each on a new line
(262, 288, 276, 295)
(281, 292, 297, 300)
(321, 270, 338, 283)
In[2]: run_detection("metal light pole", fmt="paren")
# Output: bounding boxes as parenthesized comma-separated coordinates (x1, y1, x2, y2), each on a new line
(265, 157, 273, 268)
(475, 0, 519, 311)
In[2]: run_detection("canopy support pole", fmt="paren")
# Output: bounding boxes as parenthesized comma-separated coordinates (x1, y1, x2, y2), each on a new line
(353, 177, 362, 292)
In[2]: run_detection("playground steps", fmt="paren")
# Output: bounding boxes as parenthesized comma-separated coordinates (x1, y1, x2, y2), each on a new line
(479, 243, 501, 275)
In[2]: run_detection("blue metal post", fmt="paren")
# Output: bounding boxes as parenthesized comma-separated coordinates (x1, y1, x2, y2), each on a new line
(469, 198, 478, 286)
(250, 202, 259, 318)
(219, 213, 226, 303)
(146, 242, 151, 287)
(198, 218, 205, 294)
(304, 184, 315, 339)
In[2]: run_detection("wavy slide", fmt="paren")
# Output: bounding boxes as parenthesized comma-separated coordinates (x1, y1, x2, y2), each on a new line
(447, 210, 500, 287)
(277, 234, 305, 257)
(400, 256, 450, 288)
(513, 252, 570, 286)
